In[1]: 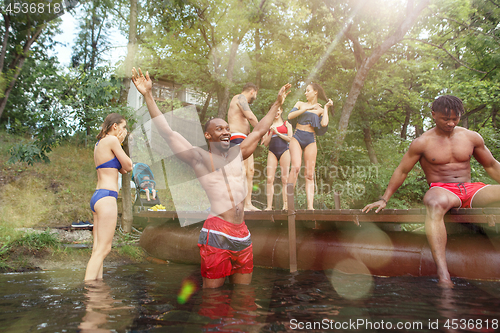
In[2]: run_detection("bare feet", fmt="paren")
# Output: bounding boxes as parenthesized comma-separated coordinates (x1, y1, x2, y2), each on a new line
(438, 278, 454, 288)
(437, 270, 453, 288)
(244, 204, 261, 211)
(264, 207, 272, 211)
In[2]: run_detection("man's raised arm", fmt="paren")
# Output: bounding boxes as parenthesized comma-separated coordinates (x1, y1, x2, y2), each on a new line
(131, 68, 202, 167)
(237, 95, 259, 128)
(362, 139, 423, 213)
(240, 83, 291, 160)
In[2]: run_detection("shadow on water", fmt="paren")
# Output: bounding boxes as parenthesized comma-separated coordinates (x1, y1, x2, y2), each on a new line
(1, 263, 500, 332)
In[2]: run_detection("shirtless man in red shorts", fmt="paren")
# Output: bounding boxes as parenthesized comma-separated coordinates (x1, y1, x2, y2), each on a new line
(132, 67, 291, 288)
(227, 83, 260, 211)
(363, 95, 500, 287)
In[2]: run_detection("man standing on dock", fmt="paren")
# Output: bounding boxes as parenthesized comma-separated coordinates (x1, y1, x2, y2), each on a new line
(227, 83, 260, 211)
(131, 67, 291, 288)
(362, 95, 500, 287)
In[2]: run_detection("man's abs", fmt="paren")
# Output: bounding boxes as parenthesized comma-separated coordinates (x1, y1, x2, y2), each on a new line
(421, 160, 472, 184)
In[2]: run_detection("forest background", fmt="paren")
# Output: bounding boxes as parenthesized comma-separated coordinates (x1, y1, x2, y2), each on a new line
(1, 0, 499, 232)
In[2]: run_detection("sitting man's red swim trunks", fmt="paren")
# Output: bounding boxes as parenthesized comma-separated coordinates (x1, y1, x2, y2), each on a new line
(429, 182, 489, 208)
(197, 215, 253, 279)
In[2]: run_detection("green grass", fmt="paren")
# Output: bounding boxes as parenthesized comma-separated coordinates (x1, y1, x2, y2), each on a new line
(13, 229, 60, 250)
(117, 244, 145, 260)
(0, 130, 96, 228)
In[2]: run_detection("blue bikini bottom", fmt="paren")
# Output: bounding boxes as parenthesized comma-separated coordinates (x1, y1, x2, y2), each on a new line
(90, 189, 118, 213)
(293, 129, 315, 149)
(269, 136, 289, 161)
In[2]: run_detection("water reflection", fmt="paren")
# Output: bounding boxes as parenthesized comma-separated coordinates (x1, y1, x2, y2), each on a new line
(1, 265, 500, 332)
(78, 280, 131, 332)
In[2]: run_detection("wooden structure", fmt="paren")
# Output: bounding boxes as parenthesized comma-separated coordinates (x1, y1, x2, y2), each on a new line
(136, 207, 500, 280)
(135, 207, 500, 225)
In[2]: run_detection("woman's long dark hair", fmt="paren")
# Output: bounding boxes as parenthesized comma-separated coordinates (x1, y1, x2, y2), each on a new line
(309, 82, 328, 102)
(97, 113, 126, 140)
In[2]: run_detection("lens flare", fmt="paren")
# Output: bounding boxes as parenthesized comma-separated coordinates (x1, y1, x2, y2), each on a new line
(328, 259, 374, 300)
(177, 279, 197, 304)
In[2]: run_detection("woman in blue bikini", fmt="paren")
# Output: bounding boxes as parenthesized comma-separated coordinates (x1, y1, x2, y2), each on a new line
(85, 113, 133, 281)
(261, 106, 293, 210)
(287, 83, 333, 210)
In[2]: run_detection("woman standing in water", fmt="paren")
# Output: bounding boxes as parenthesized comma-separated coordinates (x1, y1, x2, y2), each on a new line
(261, 106, 293, 210)
(85, 113, 133, 281)
(287, 83, 333, 210)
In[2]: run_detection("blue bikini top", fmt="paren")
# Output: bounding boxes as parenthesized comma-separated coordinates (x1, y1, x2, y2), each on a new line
(288, 107, 328, 136)
(96, 156, 122, 170)
(95, 140, 122, 170)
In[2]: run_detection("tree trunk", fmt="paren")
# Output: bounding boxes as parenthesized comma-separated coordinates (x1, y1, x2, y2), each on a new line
(120, 0, 138, 233)
(118, 0, 137, 104)
(461, 104, 487, 130)
(255, 28, 261, 89)
(401, 105, 411, 140)
(461, 116, 468, 129)
(0, 13, 10, 74)
(0, 25, 44, 119)
(331, 0, 430, 165)
(199, 91, 212, 123)
(121, 136, 133, 233)
(363, 127, 378, 164)
(492, 105, 498, 128)
(217, 37, 242, 119)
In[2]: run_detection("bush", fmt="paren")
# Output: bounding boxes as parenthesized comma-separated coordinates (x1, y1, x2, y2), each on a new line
(14, 229, 60, 250)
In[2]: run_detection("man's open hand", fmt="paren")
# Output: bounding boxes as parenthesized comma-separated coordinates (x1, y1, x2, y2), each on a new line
(277, 83, 292, 105)
(362, 199, 387, 213)
(131, 67, 152, 96)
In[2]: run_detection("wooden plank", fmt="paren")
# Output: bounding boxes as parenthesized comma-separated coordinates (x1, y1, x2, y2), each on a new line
(286, 183, 297, 273)
(134, 208, 500, 224)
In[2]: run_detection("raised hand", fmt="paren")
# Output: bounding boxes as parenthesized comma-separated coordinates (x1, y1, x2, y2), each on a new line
(131, 67, 152, 96)
(117, 128, 128, 144)
(277, 83, 292, 105)
(325, 99, 333, 108)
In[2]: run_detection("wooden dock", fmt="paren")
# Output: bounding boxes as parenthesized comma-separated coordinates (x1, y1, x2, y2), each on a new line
(135, 207, 500, 274)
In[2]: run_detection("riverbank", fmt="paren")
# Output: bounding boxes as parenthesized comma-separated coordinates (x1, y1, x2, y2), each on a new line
(1, 226, 149, 273)
(0, 130, 154, 273)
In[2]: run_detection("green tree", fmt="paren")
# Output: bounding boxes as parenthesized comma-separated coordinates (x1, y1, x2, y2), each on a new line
(0, 0, 79, 119)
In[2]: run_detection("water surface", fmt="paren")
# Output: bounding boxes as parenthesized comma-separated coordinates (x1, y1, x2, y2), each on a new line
(1, 263, 500, 332)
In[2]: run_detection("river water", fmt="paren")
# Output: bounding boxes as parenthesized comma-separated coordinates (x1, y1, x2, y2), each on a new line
(1, 262, 500, 332)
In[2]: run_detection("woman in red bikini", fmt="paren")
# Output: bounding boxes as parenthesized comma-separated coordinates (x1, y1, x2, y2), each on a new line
(85, 113, 133, 281)
(261, 107, 293, 210)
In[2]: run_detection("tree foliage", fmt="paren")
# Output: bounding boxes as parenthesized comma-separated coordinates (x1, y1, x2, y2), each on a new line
(4, 0, 500, 208)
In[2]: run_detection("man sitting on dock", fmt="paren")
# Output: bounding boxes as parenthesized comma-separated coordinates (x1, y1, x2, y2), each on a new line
(131, 67, 291, 288)
(362, 95, 500, 287)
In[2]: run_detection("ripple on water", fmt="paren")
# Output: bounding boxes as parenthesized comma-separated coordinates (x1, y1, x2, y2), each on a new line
(1, 264, 500, 332)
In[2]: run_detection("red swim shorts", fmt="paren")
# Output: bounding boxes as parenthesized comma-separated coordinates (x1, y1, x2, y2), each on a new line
(429, 182, 489, 208)
(197, 215, 253, 279)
